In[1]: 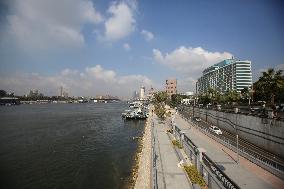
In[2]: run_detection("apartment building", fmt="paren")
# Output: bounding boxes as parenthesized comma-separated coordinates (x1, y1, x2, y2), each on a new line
(166, 78, 177, 96)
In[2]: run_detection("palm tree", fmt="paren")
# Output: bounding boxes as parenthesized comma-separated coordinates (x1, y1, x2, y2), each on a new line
(207, 88, 219, 104)
(257, 68, 284, 105)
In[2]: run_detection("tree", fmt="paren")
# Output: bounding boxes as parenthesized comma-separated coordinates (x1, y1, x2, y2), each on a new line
(225, 90, 240, 105)
(255, 68, 284, 105)
(154, 104, 168, 120)
(153, 91, 168, 104)
(153, 91, 169, 120)
(170, 94, 186, 107)
(0, 90, 7, 97)
(207, 88, 222, 104)
(198, 93, 210, 105)
(240, 87, 251, 104)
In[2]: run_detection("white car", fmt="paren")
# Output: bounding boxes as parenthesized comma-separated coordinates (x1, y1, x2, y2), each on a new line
(210, 126, 222, 135)
(194, 117, 201, 122)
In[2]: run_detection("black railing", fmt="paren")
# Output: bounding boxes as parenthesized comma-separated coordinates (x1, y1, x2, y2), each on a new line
(180, 109, 284, 179)
(202, 153, 241, 189)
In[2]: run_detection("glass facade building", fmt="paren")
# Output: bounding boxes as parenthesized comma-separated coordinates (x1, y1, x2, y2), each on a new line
(197, 59, 252, 94)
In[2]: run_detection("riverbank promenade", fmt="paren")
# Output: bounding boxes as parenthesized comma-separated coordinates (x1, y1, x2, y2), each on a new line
(153, 115, 192, 189)
(174, 113, 284, 189)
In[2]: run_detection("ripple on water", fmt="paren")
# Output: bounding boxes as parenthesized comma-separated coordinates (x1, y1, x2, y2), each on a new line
(0, 103, 145, 189)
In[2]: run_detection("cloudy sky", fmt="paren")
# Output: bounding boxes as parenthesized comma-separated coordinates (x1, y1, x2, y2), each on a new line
(0, 0, 283, 97)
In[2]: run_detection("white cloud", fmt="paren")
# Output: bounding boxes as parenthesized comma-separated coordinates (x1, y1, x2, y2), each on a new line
(123, 43, 131, 51)
(61, 69, 79, 76)
(153, 46, 233, 76)
(141, 30, 154, 41)
(177, 77, 197, 93)
(276, 64, 284, 70)
(85, 65, 116, 83)
(80, 0, 103, 24)
(103, 1, 136, 41)
(0, 65, 154, 97)
(153, 46, 233, 92)
(4, 0, 102, 50)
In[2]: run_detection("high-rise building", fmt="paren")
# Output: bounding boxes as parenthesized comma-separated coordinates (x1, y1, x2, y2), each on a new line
(133, 90, 139, 100)
(140, 86, 145, 100)
(197, 59, 252, 94)
(59, 86, 63, 97)
(165, 78, 177, 97)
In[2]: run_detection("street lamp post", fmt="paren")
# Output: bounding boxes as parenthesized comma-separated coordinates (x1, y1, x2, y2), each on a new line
(234, 107, 239, 164)
(236, 133, 239, 164)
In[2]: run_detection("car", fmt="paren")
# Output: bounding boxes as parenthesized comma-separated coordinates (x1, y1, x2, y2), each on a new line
(209, 126, 222, 135)
(193, 117, 201, 122)
(250, 107, 260, 112)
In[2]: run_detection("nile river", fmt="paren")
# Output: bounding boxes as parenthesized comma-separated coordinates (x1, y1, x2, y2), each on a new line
(0, 102, 145, 189)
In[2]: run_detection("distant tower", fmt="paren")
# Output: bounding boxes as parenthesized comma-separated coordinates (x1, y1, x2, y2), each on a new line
(60, 86, 63, 97)
(133, 90, 139, 100)
(140, 86, 145, 100)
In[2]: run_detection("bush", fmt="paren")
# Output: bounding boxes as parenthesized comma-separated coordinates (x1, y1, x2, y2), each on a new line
(184, 165, 206, 187)
(172, 140, 183, 149)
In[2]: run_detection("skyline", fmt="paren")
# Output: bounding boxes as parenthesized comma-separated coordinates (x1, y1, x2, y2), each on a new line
(0, 0, 284, 98)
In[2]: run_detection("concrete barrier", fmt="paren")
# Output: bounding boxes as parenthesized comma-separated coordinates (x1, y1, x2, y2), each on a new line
(190, 107, 284, 158)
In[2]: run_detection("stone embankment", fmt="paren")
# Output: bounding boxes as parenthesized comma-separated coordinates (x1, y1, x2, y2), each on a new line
(134, 116, 152, 189)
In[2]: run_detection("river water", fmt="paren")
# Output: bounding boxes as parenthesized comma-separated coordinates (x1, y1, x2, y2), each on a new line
(0, 102, 145, 189)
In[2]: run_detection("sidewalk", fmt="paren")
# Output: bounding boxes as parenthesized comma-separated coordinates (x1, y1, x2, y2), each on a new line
(174, 113, 284, 189)
(153, 116, 192, 189)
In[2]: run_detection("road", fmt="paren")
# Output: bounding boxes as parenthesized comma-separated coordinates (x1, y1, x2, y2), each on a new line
(174, 113, 284, 189)
(179, 108, 284, 168)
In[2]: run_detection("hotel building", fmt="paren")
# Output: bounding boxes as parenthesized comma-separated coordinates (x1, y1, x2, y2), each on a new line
(197, 59, 252, 94)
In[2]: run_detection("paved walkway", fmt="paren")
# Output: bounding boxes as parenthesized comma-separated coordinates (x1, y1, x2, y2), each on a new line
(174, 113, 284, 189)
(153, 116, 192, 189)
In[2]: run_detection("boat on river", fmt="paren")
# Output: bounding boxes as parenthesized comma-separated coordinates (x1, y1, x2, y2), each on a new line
(122, 101, 149, 120)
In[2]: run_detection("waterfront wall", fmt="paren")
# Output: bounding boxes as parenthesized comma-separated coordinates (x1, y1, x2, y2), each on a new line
(134, 117, 152, 189)
(189, 107, 284, 158)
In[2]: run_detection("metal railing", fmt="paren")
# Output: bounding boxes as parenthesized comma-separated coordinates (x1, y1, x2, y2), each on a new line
(179, 112, 284, 180)
(172, 123, 240, 189)
(151, 120, 158, 189)
(202, 153, 240, 189)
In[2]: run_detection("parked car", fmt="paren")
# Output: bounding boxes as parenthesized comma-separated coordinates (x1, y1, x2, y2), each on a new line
(193, 117, 201, 122)
(250, 107, 260, 112)
(209, 126, 222, 135)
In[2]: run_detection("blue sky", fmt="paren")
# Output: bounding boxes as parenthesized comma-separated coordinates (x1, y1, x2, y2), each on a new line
(0, 0, 283, 97)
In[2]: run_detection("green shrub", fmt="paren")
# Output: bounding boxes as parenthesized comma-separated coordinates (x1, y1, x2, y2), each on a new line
(172, 140, 183, 149)
(184, 165, 206, 187)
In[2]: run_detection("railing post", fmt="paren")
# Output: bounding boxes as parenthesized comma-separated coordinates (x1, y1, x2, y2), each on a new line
(180, 131, 185, 147)
(196, 148, 206, 173)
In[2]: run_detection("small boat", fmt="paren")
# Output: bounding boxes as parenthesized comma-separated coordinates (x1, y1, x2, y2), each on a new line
(122, 103, 148, 120)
